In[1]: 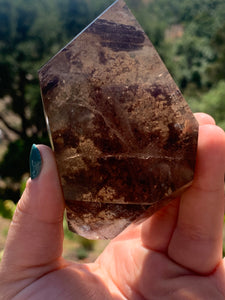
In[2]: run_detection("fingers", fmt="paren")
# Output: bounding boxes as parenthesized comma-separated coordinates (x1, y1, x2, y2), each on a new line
(194, 112, 216, 126)
(141, 113, 216, 252)
(1, 145, 65, 278)
(168, 124, 225, 274)
(141, 113, 223, 259)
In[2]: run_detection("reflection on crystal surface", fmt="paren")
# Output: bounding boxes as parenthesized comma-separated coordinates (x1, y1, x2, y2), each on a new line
(39, 0, 198, 239)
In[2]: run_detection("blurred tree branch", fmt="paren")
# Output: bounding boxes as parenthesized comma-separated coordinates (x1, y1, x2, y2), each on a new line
(0, 114, 21, 137)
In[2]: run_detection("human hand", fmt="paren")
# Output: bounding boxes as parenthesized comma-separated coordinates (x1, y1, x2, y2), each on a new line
(0, 113, 225, 299)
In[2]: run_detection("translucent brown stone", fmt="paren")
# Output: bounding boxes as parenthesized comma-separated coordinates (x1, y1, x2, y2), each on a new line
(38, 0, 199, 239)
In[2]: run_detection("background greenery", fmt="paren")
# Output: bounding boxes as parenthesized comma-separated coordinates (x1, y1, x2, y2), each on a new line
(0, 0, 224, 256)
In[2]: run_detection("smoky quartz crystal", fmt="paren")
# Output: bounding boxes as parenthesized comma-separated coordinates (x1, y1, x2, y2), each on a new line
(39, 0, 199, 239)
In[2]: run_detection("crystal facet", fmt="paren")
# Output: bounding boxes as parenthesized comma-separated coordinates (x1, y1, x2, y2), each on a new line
(39, 0, 199, 239)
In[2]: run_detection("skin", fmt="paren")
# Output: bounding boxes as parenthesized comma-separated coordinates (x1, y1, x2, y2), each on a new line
(0, 112, 225, 299)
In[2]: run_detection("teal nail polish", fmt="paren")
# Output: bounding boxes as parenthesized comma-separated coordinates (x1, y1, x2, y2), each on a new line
(29, 144, 42, 180)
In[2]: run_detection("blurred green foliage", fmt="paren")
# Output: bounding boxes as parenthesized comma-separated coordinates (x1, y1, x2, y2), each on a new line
(0, 0, 225, 201)
(0, 200, 16, 219)
(189, 81, 225, 129)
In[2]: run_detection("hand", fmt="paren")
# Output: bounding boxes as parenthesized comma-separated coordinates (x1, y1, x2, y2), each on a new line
(0, 113, 225, 300)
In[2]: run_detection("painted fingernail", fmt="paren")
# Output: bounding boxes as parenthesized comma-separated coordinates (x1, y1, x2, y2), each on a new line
(29, 144, 42, 180)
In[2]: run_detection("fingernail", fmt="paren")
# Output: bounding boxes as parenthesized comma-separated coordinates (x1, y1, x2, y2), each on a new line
(29, 144, 42, 180)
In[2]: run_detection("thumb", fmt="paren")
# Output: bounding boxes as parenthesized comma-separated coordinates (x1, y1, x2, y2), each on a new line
(1, 145, 65, 275)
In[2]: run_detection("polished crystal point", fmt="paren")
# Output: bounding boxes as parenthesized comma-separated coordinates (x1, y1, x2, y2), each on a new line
(38, 0, 199, 239)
